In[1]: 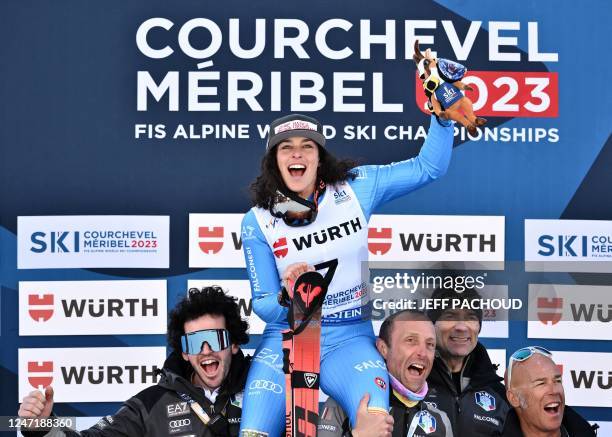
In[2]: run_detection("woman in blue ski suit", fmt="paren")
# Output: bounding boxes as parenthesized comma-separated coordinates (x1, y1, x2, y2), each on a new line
(239, 113, 454, 436)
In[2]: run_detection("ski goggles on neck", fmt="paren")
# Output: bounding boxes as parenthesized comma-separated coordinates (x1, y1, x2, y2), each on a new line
(181, 329, 231, 355)
(507, 346, 552, 387)
(270, 185, 323, 227)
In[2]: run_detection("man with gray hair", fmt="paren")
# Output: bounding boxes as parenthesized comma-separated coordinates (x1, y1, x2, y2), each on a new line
(501, 346, 597, 436)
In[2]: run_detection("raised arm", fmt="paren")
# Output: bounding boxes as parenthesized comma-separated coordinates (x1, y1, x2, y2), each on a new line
(350, 115, 454, 219)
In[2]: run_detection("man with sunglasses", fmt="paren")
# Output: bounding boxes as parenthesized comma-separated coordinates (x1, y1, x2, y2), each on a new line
(425, 286, 510, 436)
(501, 346, 597, 437)
(18, 286, 251, 437)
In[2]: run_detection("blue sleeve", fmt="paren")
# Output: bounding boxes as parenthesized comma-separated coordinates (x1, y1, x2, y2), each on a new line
(349, 115, 454, 219)
(242, 211, 288, 324)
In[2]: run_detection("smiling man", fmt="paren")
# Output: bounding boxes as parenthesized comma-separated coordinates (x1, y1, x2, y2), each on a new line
(18, 286, 251, 437)
(318, 310, 453, 437)
(425, 286, 509, 436)
(501, 347, 597, 437)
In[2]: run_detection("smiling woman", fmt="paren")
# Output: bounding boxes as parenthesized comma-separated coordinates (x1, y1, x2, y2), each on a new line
(238, 111, 455, 437)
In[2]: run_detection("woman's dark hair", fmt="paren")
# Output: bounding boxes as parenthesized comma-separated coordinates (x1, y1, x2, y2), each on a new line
(167, 286, 249, 354)
(250, 144, 358, 209)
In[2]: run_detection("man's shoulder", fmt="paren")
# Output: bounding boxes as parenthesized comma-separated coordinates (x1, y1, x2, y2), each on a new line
(129, 383, 176, 413)
(563, 406, 598, 437)
(500, 408, 524, 437)
(423, 401, 449, 419)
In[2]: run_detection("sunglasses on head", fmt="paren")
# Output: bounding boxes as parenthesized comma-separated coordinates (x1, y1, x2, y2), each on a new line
(181, 329, 231, 355)
(507, 346, 552, 387)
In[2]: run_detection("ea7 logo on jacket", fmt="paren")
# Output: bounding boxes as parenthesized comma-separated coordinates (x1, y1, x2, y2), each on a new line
(166, 401, 189, 418)
(417, 410, 437, 434)
(475, 391, 496, 412)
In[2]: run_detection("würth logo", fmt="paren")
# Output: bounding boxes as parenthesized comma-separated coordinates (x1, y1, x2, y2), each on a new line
(537, 297, 563, 325)
(273, 238, 288, 259)
(570, 368, 612, 390)
(400, 233, 496, 253)
(28, 294, 54, 322)
(198, 227, 224, 254)
(368, 227, 392, 255)
(291, 218, 362, 251)
(28, 361, 53, 389)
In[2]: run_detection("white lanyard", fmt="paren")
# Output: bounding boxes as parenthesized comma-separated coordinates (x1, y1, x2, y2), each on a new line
(406, 413, 420, 437)
(177, 392, 211, 425)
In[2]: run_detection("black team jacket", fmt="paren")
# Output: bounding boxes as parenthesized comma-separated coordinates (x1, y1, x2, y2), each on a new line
(22, 350, 251, 437)
(424, 342, 510, 436)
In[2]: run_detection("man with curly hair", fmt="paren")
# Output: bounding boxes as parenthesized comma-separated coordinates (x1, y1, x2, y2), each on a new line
(18, 286, 251, 437)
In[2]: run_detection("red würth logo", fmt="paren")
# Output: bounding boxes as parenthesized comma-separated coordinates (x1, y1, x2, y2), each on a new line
(198, 227, 224, 254)
(28, 361, 53, 389)
(368, 227, 393, 255)
(537, 297, 563, 325)
(28, 294, 54, 322)
(273, 238, 288, 259)
(556, 364, 564, 375)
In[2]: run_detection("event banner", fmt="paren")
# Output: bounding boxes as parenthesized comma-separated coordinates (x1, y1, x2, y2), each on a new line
(1, 0, 610, 429)
(17, 216, 170, 269)
(19, 280, 167, 336)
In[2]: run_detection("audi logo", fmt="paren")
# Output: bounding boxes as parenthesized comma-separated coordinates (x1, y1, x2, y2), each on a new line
(249, 379, 283, 394)
(169, 418, 191, 428)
